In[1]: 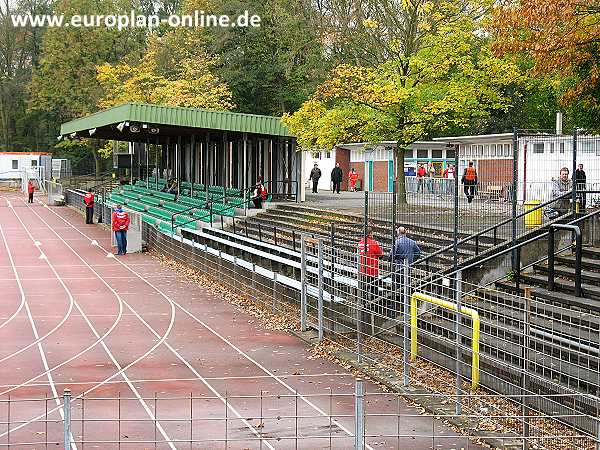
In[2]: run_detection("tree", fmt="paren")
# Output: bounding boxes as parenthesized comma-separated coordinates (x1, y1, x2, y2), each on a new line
(29, 0, 147, 174)
(492, 0, 600, 121)
(204, 0, 329, 115)
(97, 33, 234, 110)
(284, 0, 522, 203)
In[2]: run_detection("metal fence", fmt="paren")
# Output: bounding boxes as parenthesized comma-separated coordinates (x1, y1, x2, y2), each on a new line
(143, 226, 600, 450)
(3, 385, 598, 449)
(366, 129, 600, 268)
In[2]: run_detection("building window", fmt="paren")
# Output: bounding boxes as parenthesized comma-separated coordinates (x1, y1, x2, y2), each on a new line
(312, 152, 320, 159)
(560, 143, 565, 153)
(549, 143, 555, 153)
(31, 160, 38, 167)
(417, 149, 428, 159)
(432, 150, 442, 158)
(11, 160, 18, 169)
(504, 144, 511, 157)
(533, 143, 544, 154)
(405, 148, 414, 158)
(490, 144, 496, 157)
(325, 151, 331, 159)
(484, 145, 490, 157)
(446, 149, 456, 159)
(581, 141, 595, 153)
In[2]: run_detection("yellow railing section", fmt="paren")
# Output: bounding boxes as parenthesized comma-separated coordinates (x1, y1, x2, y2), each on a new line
(410, 292, 480, 390)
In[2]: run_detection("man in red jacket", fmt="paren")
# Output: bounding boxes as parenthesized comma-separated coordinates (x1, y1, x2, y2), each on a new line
(111, 205, 130, 255)
(27, 180, 35, 203)
(84, 189, 95, 224)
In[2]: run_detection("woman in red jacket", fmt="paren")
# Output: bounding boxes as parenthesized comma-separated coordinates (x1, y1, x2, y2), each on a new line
(111, 205, 130, 255)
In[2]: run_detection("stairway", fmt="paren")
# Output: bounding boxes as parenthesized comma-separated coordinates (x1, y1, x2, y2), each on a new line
(232, 204, 505, 272)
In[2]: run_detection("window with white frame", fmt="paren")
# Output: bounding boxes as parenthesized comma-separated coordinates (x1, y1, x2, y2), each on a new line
(581, 141, 595, 153)
(560, 142, 565, 153)
(533, 143, 544, 154)
(11, 160, 18, 169)
(504, 144, 511, 156)
(549, 142, 555, 153)
(491, 144, 496, 157)
(31, 160, 38, 167)
(484, 145, 490, 157)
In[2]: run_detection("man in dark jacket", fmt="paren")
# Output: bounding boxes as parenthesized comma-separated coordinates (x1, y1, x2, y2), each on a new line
(309, 163, 322, 193)
(331, 163, 343, 194)
(388, 227, 422, 317)
(576, 163, 587, 210)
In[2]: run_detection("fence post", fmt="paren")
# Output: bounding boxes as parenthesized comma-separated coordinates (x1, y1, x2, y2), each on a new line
(522, 287, 532, 450)
(300, 235, 307, 331)
(272, 272, 277, 314)
(455, 271, 462, 416)
(572, 128, 578, 215)
(318, 239, 324, 341)
(512, 127, 519, 272)
(402, 258, 410, 387)
(354, 379, 365, 450)
(63, 389, 71, 450)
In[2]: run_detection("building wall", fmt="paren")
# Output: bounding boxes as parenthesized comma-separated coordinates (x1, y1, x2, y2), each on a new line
(336, 147, 350, 191)
(354, 162, 365, 190)
(0, 154, 46, 180)
(477, 159, 513, 186)
(303, 150, 335, 191)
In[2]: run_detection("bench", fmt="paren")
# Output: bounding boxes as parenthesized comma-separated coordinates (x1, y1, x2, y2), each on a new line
(479, 185, 503, 201)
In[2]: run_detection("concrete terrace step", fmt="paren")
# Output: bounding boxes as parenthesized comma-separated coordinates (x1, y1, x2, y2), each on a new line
(495, 274, 600, 301)
(533, 263, 600, 285)
(274, 203, 504, 246)
(556, 255, 600, 271)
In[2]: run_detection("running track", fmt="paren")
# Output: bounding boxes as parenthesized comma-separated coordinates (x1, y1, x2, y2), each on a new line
(0, 192, 482, 449)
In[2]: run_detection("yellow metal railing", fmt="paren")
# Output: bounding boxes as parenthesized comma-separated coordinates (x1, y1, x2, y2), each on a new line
(410, 292, 480, 390)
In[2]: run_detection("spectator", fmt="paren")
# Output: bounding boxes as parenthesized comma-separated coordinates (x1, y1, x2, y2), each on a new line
(252, 182, 268, 208)
(576, 163, 586, 210)
(27, 180, 35, 204)
(462, 161, 477, 203)
(166, 179, 178, 195)
(357, 227, 384, 318)
(348, 168, 359, 192)
(389, 227, 422, 317)
(331, 162, 343, 194)
(416, 163, 426, 193)
(550, 167, 573, 215)
(309, 163, 322, 194)
(84, 188, 95, 224)
(443, 164, 456, 194)
(427, 163, 435, 193)
(111, 205, 130, 256)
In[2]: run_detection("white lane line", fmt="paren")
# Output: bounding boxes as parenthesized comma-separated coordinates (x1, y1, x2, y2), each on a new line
(0, 224, 77, 450)
(26, 200, 276, 450)
(0, 203, 177, 449)
(43, 199, 376, 450)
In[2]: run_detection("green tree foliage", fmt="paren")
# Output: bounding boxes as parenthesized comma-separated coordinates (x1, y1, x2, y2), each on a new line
(284, 0, 522, 203)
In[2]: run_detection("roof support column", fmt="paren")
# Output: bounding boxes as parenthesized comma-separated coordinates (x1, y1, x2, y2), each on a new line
(176, 136, 181, 197)
(243, 132, 248, 215)
(155, 137, 159, 190)
(204, 132, 210, 196)
(191, 135, 196, 197)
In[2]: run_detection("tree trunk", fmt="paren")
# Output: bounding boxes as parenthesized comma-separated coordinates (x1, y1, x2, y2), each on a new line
(91, 143, 102, 176)
(395, 145, 407, 205)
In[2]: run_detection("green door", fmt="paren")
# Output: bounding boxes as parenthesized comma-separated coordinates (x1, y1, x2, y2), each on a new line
(368, 161, 374, 191)
(387, 160, 394, 192)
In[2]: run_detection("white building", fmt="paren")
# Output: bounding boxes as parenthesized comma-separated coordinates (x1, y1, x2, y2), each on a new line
(302, 141, 449, 192)
(434, 133, 600, 202)
(0, 152, 51, 180)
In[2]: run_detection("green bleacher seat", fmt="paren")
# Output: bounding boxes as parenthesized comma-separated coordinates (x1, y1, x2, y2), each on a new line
(139, 195, 162, 207)
(162, 201, 191, 213)
(153, 191, 176, 201)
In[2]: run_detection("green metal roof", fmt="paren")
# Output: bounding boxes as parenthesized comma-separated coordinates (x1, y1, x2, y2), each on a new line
(60, 103, 294, 137)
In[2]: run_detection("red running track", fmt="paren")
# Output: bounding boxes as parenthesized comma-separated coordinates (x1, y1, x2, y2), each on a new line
(0, 191, 483, 449)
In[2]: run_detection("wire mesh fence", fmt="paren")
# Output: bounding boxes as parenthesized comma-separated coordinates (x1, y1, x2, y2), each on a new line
(365, 130, 600, 274)
(2, 387, 598, 449)
(141, 225, 600, 449)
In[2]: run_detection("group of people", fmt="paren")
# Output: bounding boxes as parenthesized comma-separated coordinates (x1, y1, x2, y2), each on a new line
(308, 163, 359, 194)
(357, 225, 422, 317)
(83, 188, 130, 256)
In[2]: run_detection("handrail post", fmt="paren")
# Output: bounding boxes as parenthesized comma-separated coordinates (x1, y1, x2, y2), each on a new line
(300, 235, 307, 331)
(515, 246, 521, 292)
(574, 227, 582, 297)
(548, 227, 555, 291)
(63, 389, 71, 450)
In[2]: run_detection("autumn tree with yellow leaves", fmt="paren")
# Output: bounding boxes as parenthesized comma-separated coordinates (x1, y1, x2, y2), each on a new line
(284, 0, 522, 203)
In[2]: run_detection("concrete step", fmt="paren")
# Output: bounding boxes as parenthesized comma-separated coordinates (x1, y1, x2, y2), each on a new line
(556, 254, 600, 271)
(533, 263, 600, 285)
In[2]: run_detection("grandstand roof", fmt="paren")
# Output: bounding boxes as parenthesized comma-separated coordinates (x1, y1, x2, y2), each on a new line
(60, 102, 294, 141)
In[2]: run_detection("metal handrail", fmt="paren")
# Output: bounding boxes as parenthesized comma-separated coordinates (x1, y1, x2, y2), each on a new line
(548, 224, 582, 297)
(421, 207, 600, 294)
(417, 190, 575, 269)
